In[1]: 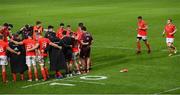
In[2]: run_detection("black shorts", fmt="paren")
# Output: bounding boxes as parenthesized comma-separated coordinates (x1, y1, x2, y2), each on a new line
(80, 46, 91, 58)
(64, 50, 73, 62)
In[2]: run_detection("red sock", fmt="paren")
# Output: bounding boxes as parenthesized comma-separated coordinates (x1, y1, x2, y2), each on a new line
(34, 71, 38, 79)
(20, 74, 24, 80)
(41, 69, 47, 80)
(28, 71, 32, 80)
(12, 73, 17, 82)
(2, 71, 7, 83)
(44, 67, 49, 77)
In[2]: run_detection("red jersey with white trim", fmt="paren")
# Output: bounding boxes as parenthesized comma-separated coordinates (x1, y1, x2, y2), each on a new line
(76, 27, 83, 41)
(38, 37, 51, 57)
(0, 40, 8, 56)
(33, 25, 43, 40)
(164, 24, 176, 38)
(22, 38, 36, 56)
(0, 28, 10, 42)
(137, 20, 148, 36)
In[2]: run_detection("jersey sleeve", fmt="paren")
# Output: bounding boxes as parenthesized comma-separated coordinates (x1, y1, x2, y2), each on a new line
(47, 38, 51, 43)
(22, 40, 26, 44)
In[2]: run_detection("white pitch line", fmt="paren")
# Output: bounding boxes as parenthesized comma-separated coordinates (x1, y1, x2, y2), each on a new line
(155, 86, 180, 94)
(21, 74, 86, 89)
(21, 79, 58, 88)
(171, 54, 180, 57)
(64, 80, 105, 85)
(49, 82, 75, 86)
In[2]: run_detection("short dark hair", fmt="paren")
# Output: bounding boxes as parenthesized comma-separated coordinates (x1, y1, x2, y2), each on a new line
(48, 25, 54, 29)
(168, 18, 172, 22)
(62, 30, 67, 35)
(81, 26, 87, 31)
(3, 23, 9, 27)
(8, 24, 13, 28)
(0, 35, 3, 39)
(69, 32, 74, 36)
(36, 21, 42, 25)
(78, 22, 84, 27)
(67, 25, 71, 27)
(138, 16, 142, 19)
(25, 24, 30, 28)
(60, 23, 65, 26)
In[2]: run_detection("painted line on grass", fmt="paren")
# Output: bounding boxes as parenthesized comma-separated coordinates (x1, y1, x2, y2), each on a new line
(21, 74, 87, 89)
(155, 86, 180, 94)
(64, 80, 105, 85)
(49, 82, 75, 86)
(171, 54, 180, 57)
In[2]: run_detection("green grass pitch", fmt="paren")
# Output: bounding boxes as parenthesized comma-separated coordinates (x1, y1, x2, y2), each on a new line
(0, 0, 180, 94)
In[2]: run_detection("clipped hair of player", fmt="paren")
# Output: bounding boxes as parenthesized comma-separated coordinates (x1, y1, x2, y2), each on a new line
(62, 30, 67, 35)
(3, 23, 9, 27)
(138, 16, 142, 19)
(168, 18, 172, 22)
(69, 32, 74, 36)
(78, 22, 84, 27)
(67, 25, 71, 27)
(8, 24, 13, 28)
(81, 26, 87, 31)
(48, 25, 54, 29)
(36, 21, 42, 25)
(60, 23, 65, 26)
(25, 24, 30, 28)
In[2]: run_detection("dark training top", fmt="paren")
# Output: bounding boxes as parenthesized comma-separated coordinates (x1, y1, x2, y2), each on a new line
(7, 42, 27, 73)
(81, 32, 93, 46)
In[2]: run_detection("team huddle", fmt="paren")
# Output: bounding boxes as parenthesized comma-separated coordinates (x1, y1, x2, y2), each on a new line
(0, 16, 178, 83)
(0, 22, 93, 83)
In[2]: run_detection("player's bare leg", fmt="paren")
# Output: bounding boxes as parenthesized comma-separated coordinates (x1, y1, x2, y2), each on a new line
(80, 58, 86, 73)
(73, 53, 81, 74)
(68, 62, 73, 77)
(2, 65, 8, 83)
(33, 65, 38, 81)
(66, 62, 70, 77)
(74, 59, 81, 75)
(136, 39, 141, 54)
(171, 44, 177, 54)
(144, 40, 151, 54)
(167, 43, 173, 56)
(86, 57, 91, 73)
